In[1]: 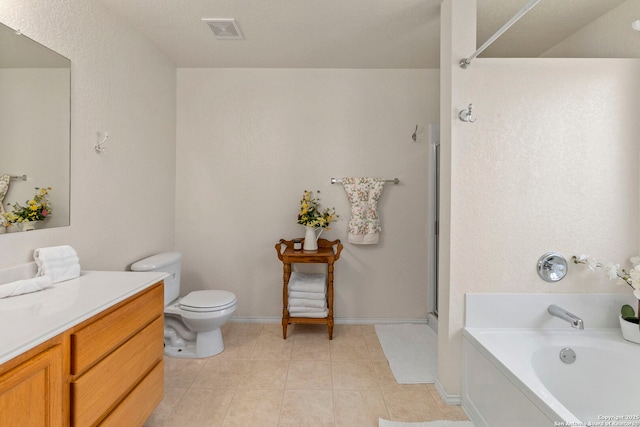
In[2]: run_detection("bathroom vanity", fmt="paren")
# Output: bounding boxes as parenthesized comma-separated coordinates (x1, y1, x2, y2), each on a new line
(0, 269, 166, 426)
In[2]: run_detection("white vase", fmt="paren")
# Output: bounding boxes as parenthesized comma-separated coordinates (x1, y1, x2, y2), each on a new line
(18, 221, 37, 232)
(619, 316, 640, 344)
(303, 226, 323, 251)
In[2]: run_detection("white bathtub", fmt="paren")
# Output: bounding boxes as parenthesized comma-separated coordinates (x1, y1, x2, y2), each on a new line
(462, 293, 640, 427)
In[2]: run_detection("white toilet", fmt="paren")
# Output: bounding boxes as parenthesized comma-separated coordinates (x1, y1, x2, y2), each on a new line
(131, 252, 237, 358)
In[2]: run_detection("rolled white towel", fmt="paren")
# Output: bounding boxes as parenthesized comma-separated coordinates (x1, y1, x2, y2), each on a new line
(289, 290, 326, 300)
(33, 245, 77, 261)
(0, 276, 54, 299)
(288, 297, 327, 309)
(34, 245, 81, 284)
(289, 272, 326, 293)
(289, 309, 328, 318)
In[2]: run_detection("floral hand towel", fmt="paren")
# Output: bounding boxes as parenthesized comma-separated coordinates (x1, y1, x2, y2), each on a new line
(0, 174, 9, 228)
(341, 177, 385, 244)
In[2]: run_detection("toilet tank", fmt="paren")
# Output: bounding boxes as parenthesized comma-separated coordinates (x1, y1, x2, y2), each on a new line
(131, 252, 181, 306)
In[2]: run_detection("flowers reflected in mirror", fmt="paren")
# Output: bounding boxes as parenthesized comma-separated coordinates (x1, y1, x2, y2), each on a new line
(3, 187, 52, 229)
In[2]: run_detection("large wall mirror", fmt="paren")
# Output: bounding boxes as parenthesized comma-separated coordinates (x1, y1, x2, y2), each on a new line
(477, 0, 640, 59)
(0, 21, 70, 234)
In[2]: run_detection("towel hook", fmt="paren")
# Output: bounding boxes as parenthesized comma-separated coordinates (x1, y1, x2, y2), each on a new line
(95, 131, 110, 153)
(411, 125, 418, 142)
(458, 104, 476, 123)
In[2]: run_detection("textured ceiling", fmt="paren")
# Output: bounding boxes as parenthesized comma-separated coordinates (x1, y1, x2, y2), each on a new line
(98, 0, 635, 68)
(477, 0, 626, 58)
(99, 0, 441, 68)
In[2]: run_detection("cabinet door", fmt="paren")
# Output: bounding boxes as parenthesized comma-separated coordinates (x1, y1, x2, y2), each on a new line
(0, 344, 64, 427)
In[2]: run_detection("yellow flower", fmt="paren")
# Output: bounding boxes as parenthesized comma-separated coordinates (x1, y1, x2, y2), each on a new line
(297, 190, 338, 229)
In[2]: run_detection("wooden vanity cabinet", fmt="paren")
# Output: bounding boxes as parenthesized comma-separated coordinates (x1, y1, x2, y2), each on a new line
(70, 281, 165, 426)
(0, 335, 66, 426)
(0, 280, 164, 427)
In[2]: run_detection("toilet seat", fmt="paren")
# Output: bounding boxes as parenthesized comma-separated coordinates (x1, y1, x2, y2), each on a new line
(179, 290, 237, 313)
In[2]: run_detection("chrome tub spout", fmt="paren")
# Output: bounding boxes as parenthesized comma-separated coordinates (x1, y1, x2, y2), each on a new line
(548, 304, 584, 330)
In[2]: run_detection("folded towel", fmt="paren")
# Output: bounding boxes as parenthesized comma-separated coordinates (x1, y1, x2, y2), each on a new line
(33, 245, 81, 283)
(33, 244, 78, 262)
(288, 272, 327, 293)
(0, 276, 54, 299)
(289, 309, 328, 318)
(289, 290, 326, 300)
(288, 306, 327, 314)
(288, 297, 327, 309)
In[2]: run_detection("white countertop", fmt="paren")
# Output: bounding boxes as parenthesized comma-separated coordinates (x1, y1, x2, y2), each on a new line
(0, 270, 167, 365)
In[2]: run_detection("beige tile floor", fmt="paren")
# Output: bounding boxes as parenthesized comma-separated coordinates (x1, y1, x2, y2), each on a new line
(143, 323, 469, 427)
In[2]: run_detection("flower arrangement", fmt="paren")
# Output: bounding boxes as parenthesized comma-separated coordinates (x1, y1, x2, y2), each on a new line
(3, 187, 52, 224)
(573, 254, 640, 329)
(297, 190, 337, 229)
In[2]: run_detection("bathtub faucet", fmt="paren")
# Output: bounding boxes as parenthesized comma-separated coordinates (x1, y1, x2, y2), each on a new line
(547, 304, 584, 330)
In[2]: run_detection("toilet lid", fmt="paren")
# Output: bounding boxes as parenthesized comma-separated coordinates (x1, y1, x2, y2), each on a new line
(179, 290, 237, 312)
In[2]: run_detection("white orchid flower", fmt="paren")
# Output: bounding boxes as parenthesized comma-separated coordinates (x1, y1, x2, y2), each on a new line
(575, 254, 597, 269)
(630, 267, 640, 282)
(603, 263, 619, 280)
(631, 256, 640, 266)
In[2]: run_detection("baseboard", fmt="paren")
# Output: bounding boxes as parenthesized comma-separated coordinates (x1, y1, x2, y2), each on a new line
(461, 399, 487, 427)
(428, 312, 438, 334)
(434, 379, 462, 405)
(230, 316, 429, 325)
(229, 316, 280, 324)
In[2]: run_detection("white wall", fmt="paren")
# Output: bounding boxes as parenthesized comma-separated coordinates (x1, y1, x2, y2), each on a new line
(0, 0, 176, 270)
(440, 1, 640, 396)
(176, 68, 439, 320)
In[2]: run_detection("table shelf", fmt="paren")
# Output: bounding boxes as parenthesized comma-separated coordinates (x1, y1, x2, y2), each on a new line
(275, 238, 343, 339)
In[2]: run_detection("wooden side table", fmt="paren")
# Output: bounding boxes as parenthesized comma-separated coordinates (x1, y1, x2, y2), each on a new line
(275, 238, 343, 339)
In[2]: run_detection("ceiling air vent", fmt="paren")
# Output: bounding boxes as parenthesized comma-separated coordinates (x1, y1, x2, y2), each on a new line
(203, 19, 244, 40)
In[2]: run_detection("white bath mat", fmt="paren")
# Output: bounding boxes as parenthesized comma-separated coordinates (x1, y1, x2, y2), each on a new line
(379, 420, 474, 427)
(375, 323, 437, 384)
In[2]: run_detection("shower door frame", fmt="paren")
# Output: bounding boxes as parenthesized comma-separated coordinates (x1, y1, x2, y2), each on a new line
(428, 124, 440, 329)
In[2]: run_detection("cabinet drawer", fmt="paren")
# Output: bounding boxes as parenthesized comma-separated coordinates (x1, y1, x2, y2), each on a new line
(71, 282, 163, 374)
(71, 316, 163, 427)
(99, 359, 164, 427)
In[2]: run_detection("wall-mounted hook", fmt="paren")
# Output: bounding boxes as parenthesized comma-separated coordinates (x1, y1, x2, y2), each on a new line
(411, 125, 418, 142)
(458, 104, 476, 123)
(95, 131, 110, 153)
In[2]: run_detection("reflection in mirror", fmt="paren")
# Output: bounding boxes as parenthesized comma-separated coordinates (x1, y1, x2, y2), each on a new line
(477, 0, 640, 59)
(0, 22, 70, 234)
